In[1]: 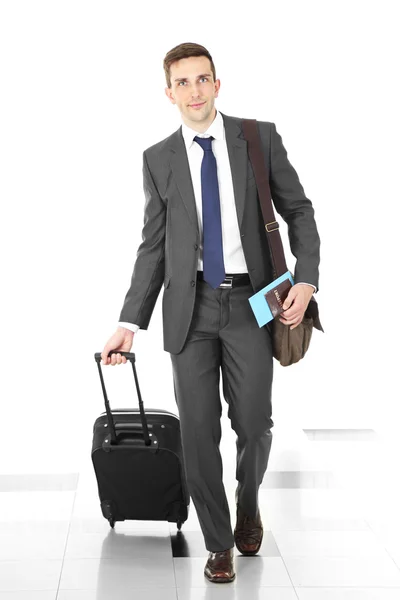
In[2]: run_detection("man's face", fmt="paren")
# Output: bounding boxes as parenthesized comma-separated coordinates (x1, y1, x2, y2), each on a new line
(165, 55, 220, 129)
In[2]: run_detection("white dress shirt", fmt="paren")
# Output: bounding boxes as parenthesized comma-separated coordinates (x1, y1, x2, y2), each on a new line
(119, 110, 316, 334)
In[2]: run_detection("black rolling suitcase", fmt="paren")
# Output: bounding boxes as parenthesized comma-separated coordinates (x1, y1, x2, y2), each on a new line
(92, 351, 190, 530)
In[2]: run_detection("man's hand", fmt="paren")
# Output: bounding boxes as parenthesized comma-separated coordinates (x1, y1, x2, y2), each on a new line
(279, 284, 314, 330)
(101, 326, 134, 365)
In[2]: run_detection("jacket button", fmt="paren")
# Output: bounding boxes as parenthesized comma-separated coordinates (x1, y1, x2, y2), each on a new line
(191, 280, 195, 286)
(194, 244, 198, 250)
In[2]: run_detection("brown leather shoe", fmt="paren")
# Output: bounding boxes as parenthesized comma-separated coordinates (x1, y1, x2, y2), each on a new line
(204, 547, 236, 583)
(234, 489, 263, 555)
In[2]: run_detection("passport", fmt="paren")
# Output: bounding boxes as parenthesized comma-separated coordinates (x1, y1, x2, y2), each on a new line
(248, 271, 295, 327)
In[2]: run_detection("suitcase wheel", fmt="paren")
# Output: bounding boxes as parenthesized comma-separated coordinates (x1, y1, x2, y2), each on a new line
(109, 519, 115, 528)
(177, 520, 182, 531)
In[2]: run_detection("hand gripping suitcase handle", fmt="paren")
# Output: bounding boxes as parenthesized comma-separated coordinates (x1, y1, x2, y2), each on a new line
(94, 351, 151, 446)
(97, 351, 136, 362)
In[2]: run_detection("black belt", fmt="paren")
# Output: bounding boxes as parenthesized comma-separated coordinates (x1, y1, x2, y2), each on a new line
(196, 271, 251, 288)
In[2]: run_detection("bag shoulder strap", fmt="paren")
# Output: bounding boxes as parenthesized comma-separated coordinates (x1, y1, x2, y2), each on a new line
(241, 118, 287, 278)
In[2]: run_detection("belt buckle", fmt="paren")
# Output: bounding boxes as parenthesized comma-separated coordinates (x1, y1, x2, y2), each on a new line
(219, 275, 233, 288)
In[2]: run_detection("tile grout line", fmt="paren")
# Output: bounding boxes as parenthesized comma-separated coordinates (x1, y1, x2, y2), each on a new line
(55, 478, 79, 599)
(273, 533, 301, 600)
(169, 525, 180, 599)
(364, 517, 400, 573)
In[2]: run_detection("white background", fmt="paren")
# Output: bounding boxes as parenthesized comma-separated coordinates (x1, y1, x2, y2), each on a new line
(1, 0, 399, 473)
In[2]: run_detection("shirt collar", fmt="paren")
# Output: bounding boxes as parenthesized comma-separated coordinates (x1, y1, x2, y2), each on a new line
(181, 108, 224, 151)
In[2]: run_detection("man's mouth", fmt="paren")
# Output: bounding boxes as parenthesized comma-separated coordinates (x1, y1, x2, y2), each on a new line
(189, 102, 205, 108)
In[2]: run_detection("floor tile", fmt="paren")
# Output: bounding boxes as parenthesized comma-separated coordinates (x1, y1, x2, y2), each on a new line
(284, 556, 400, 587)
(0, 560, 62, 592)
(0, 520, 70, 536)
(0, 529, 68, 560)
(273, 530, 390, 558)
(0, 492, 75, 522)
(64, 530, 172, 559)
(59, 557, 176, 590)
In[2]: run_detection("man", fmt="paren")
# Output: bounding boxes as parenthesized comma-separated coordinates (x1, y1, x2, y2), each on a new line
(101, 42, 320, 584)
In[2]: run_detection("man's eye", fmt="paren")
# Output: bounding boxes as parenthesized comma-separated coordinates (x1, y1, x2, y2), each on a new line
(178, 77, 208, 86)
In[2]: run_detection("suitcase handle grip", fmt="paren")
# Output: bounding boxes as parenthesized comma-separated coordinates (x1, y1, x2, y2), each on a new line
(96, 351, 136, 363)
(114, 422, 153, 431)
(102, 430, 159, 452)
(94, 351, 151, 446)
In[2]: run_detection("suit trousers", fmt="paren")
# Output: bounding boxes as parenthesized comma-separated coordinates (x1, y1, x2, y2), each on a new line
(169, 273, 274, 552)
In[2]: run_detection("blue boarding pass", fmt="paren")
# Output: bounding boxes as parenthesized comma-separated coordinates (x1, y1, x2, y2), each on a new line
(248, 270, 295, 328)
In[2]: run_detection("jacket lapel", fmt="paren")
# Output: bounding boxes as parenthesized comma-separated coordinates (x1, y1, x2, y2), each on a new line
(168, 111, 249, 237)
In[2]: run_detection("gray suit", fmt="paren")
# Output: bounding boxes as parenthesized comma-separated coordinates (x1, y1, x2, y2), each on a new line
(118, 111, 320, 551)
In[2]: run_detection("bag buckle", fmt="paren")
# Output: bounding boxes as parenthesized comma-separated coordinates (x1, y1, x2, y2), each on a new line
(265, 221, 279, 232)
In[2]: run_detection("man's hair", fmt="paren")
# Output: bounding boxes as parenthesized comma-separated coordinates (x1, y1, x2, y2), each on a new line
(163, 42, 216, 89)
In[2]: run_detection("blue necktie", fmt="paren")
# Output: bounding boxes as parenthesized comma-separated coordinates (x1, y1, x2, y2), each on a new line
(193, 135, 225, 288)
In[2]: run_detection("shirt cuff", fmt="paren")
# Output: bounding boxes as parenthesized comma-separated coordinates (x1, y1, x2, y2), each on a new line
(118, 322, 140, 333)
(296, 282, 317, 293)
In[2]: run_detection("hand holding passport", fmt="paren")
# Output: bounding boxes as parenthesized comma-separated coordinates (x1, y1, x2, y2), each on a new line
(248, 271, 295, 328)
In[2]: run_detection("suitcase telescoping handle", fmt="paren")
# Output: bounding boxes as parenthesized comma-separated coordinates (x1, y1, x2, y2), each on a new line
(94, 351, 151, 447)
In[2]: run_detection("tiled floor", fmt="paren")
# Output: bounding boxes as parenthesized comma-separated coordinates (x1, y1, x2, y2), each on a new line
(1, 427, 400, 599)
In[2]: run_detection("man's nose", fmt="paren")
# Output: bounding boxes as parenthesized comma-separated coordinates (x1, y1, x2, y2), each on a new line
(189, 84, 202, 96)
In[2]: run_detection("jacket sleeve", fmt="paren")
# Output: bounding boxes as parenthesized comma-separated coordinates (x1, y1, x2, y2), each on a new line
(269, 122, 320, 292)
(118, 150, 166, 328)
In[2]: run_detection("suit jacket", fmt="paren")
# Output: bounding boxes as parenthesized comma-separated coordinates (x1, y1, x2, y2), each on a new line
(118, 111, 320, 354)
